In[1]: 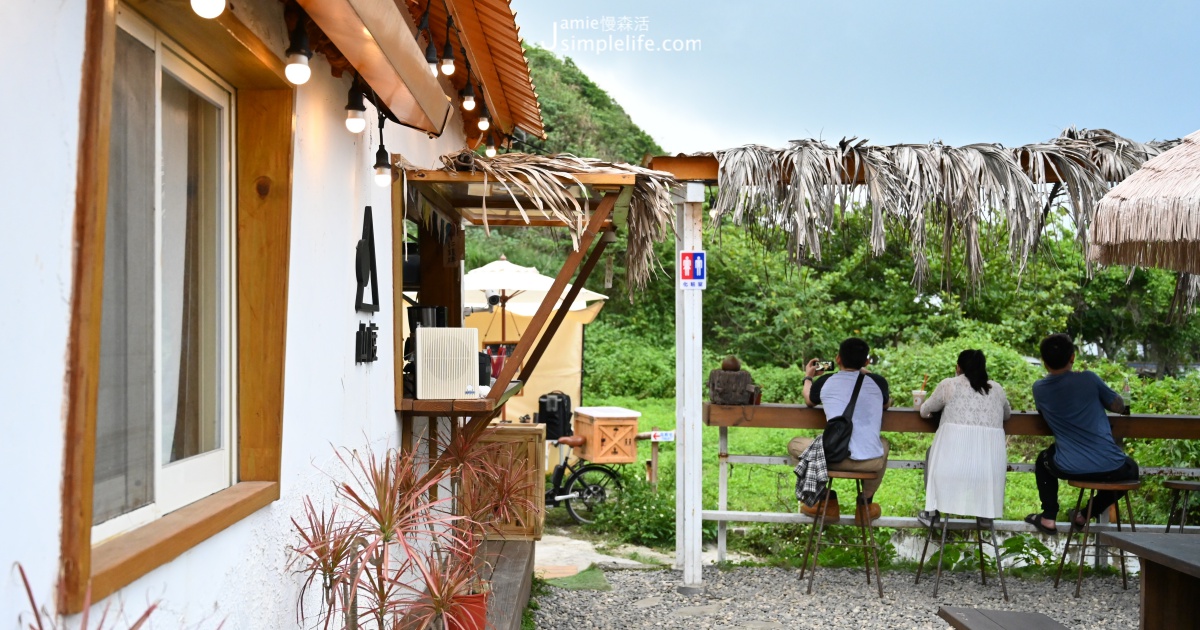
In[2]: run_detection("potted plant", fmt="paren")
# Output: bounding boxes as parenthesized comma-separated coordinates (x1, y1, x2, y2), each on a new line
(290, 427, 537, 630)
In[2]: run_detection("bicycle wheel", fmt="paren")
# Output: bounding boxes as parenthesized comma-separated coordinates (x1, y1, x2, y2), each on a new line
(564, 464, 622, 524)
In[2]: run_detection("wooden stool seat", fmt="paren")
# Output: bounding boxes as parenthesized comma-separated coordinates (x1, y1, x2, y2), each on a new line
(1164, 479, 1200, 533)
(799, 473, 883, 598)
(1056, 481, 1138, 597)
(828, 470, 879, 480)
(1067, 479, 1140, 491)
(916, 514, 1009, 601)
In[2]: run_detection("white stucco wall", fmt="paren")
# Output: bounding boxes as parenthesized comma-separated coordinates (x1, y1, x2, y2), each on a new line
(0, 0, 468, 624)
(0, 0, 87, 621)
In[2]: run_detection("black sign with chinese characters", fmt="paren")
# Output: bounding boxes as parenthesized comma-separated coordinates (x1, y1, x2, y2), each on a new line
(356, 322, 379, 363)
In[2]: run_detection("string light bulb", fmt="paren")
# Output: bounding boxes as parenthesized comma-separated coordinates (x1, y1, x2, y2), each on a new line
(440, 16, 456, 75)
(485, 132, 497, 158)
(190, 0, 225, 19)
(284, 6, 313, 85)
(461, 82, 476, 111)
(477, 100, 490, 131)
(373, 112, 392, 187)
(425, 40, 439, 77)
(344, 83, 367, 134)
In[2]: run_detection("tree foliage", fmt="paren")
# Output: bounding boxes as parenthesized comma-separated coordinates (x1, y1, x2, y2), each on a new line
(521, 46, 662, 163)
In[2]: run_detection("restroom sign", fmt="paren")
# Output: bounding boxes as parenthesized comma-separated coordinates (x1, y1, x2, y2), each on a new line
(679, 251, 706, 290)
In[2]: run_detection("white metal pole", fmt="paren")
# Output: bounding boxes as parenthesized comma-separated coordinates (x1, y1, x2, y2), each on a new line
(675, 182, 705, 594)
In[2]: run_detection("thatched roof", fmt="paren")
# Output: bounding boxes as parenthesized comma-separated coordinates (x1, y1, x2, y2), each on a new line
(410, 151, 676, 293)
(1090, 129, 1200, 273)
(707, 128, 1175, 286)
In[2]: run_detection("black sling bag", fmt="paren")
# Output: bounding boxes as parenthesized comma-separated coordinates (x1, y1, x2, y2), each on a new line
(822, 373, 865, 464)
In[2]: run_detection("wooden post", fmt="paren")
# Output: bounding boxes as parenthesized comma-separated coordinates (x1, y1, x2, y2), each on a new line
(675, 183, 705, 594)
(717, 426, 728, 562)
(649, 426, 660, 491)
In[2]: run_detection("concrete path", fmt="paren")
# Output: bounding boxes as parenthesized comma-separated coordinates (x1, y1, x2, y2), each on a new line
(534, 531, 751, 578)
(534, 534, 647, 578)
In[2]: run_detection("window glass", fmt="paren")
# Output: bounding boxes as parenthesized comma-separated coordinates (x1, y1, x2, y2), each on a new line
(94, 13, 234, 531)
(160, 72, 224, 464)
(94, 27, 156, 525)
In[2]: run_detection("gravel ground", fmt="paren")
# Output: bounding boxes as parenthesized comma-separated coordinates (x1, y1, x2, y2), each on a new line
(533, 567, 1140, 629)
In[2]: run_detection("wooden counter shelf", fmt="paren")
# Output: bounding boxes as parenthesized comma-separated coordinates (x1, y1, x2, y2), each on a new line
(398, 381, 523, 417)
(704, 403, 1200, 439)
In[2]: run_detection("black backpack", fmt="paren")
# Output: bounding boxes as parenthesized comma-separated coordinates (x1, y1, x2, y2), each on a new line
(539, 391, 572, 441)
(822, 373, 864, 464)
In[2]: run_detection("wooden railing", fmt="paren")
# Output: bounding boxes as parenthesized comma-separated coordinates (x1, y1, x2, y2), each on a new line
(703, 404, 1200, 561)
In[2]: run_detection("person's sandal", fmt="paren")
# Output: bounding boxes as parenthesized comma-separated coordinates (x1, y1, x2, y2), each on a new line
(1066, 508, 1088, 532)
(1024, 513, 1058, 536)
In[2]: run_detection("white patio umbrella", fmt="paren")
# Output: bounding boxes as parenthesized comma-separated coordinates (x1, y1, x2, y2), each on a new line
(464, 257, 607, 322)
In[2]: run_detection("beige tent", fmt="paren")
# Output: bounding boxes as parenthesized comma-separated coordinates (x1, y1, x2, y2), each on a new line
(1091, 130, 1200, 272)
(465, 301, 604, 420)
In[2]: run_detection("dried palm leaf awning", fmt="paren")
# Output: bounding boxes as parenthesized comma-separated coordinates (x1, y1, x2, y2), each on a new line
(702, 128, 1177, 285)
(404, 152, 676, 291)
(1090, 129, 1200, 273)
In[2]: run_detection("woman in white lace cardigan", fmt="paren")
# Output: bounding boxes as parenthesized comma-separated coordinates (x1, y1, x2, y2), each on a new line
(917, 350, 1011, 525)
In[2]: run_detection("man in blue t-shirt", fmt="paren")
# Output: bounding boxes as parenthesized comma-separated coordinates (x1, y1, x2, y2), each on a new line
(788, 337, 891, 526)
(1025, 333, 1138, 535)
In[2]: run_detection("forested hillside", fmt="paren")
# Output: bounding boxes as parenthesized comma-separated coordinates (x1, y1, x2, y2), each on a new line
(517, 46, 662, 163)
(468, 46, 1200, 406)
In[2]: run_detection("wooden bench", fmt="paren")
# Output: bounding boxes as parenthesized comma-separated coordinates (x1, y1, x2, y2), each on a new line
(938, 606, 1067, 630)
(482, 539, 536, 630)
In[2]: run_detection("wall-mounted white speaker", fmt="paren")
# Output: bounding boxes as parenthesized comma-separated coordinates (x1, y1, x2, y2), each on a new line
(415, 328, 480, 399)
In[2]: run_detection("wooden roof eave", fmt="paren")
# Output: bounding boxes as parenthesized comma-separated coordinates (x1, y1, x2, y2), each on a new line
(444, 0, 545, 139)
(297, 0, 450, 134)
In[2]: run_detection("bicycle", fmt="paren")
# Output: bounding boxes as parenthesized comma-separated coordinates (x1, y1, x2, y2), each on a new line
(545, 434, 623, 524)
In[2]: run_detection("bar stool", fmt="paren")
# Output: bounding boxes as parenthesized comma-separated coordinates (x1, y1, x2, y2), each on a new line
(915, 515, 1009, 601)
(798, 470, 883, 598)
(1054, 479, 1140, 597)
(1164, 479, 1200, 533)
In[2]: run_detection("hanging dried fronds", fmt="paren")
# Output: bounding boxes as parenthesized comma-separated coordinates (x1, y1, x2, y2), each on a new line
(713, 145, 783, 225)
(709, 128, 1174, 287)
(425, 151, 677, 295)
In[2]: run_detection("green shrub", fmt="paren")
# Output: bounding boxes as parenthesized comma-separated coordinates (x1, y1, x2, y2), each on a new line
(583, 320, 724, 400)
(586, 471, 716, 548)
(583, 322, 676, 399)
(732, 523, 897, 569)
(750, 364, 806, 404)
(872, 333, 1044, 410)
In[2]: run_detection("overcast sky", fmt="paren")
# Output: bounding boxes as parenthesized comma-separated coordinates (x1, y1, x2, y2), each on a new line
(510, 0, 1199, 154)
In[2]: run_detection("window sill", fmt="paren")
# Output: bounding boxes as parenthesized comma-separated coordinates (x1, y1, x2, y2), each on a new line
(84, 481, 279, 609)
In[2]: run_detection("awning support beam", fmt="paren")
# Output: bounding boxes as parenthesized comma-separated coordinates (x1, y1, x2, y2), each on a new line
(518, 229, 613, 383)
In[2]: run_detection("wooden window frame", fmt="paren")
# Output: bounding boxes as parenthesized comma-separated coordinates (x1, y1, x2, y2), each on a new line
(60, 0, 295, 613)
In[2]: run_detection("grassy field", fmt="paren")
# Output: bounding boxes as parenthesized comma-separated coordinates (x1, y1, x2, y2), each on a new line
(590, 396, 1090, 522)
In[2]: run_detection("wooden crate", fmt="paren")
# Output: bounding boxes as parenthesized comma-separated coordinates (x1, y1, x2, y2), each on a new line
(474, 423, 545, 541)
(572, 406, 641, 464)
